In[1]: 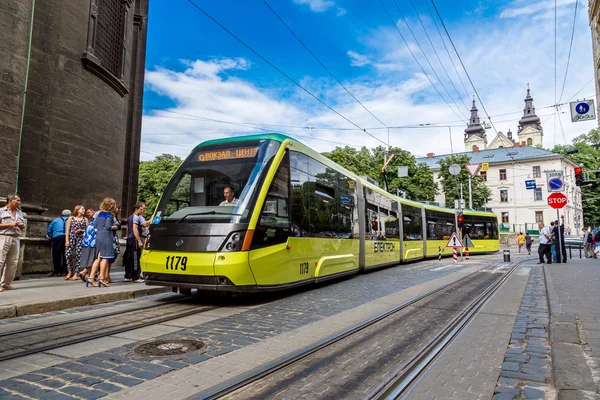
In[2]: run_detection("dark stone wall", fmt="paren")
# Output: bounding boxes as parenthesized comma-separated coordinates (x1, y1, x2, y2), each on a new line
(18, 0, 129, 214)
(0, 1, 32, 196)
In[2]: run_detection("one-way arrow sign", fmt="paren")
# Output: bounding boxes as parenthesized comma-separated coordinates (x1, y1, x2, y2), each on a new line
(445, 232, 464, 248)
(465, 164, 480, 177)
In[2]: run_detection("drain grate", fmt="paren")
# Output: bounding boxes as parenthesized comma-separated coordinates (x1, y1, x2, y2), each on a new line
(134, 340, 205, 357)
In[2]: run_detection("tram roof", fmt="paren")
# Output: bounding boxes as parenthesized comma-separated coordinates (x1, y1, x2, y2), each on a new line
(194, 133, 297, 148)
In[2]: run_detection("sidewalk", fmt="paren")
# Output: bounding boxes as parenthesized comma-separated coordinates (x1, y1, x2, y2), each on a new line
(0, 269, 170, 319)
(545, 257, 600, 399)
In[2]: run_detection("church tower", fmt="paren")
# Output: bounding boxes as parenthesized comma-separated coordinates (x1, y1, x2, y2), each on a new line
(517, 85, 543, 146)
(464, 98, 487, 151)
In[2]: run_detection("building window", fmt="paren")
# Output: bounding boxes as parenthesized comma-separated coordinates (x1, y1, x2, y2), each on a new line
(535, 211, 544, 223)
(500, 189, 508, 202)
(499, 169, 507, 180)
(534, 187, 542, 200)
(502, 212, 509, 223)
(480, 171, 487, 181)
(527, 138, 533, 146)
(532, 166, 541, 178)
(81, 0, 132, 96)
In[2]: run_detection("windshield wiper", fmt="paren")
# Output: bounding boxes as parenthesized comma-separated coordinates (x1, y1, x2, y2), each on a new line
(177, 211, 242, 223)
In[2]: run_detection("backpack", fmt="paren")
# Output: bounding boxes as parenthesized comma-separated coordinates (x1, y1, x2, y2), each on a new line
(588, 232, 594, 244)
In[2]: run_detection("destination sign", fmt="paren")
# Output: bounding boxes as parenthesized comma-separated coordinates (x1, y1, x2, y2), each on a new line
(197, 147, 259, 162)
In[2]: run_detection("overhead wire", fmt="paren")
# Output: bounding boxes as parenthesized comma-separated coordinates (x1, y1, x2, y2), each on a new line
(558, 0, 579, 103)
(185, 0, 389, 147)
(407, 0, 469, 112)
(263, 0, 389, 131)
(429, 0, 498, 136)
(378, 0, 468, 123)
(388, 0, 468, 119)
(422, 0, 471, 101)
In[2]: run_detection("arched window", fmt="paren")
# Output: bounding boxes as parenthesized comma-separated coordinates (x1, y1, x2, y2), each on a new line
(527, 138, 533, 146)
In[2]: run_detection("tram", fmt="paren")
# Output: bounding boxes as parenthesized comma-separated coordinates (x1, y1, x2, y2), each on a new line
(141, 134, 499, 293)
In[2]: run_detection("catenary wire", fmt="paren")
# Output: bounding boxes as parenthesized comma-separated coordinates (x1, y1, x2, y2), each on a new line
(388, 0, 468, 120)
(567, 79, 594, 102)
(263, 0, 389, 130)
(429, 0, 498, 136)
(185, 0, 388, 147)
(377, 0, 467, 124)
(407, 0, 470, 112)
(422, 0, 471, 101)
(558, 0, 579, 103)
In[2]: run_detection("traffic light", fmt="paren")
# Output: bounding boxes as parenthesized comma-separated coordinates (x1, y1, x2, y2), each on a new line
(457, 211, 464, 229)
(574, 167, 583, 186)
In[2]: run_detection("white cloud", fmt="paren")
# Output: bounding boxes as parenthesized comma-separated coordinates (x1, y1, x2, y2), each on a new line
(293, 0, 335, 12)
(336, 7, 347, 16)
(347, 50, 371, 67)
(500, 0, 576, 19)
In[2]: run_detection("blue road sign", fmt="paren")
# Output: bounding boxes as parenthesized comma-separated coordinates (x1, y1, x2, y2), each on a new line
(576, 102, 590, 115)
(525, 180, 537, 190)
(548, 178, 563, 191)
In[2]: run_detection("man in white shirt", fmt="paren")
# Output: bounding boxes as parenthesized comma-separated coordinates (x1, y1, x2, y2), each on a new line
(537, 221, 552, 264)
(219, 187, 239, 206)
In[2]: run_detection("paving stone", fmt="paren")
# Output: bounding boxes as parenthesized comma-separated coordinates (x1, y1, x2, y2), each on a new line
(109, 375, 144, 387)
(131, 370, 161, 380)
(498, 377, 519, 387)
(92, 382, 123, 394)
(39, 379, 66, 389)
(19, 373, 47, 382)
(185, 354, 212, 364)
(512, 333, 526, 340)
(0, 379, 40, 394)
(502, 362, 520, 371)
(72, 376, 103, 386)
(160, 360, 189, 369)
(493, 393, 517, 400)
(495, 386, 521, 395)
(58, 373, 84, 381)
(523, 386, 545, 399)
(60, 386, 106, 400)
(505, 354, 528, 363)
(112, 365, 139, 375)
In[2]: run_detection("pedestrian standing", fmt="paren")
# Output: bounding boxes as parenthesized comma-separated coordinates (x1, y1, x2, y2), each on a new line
(92, 198, 118, 287)
(517, 232, 525, 254)
(124, 202, 147, 283)
(583, 228, 594, 258)
(79, 210, 98, 284)
(0, 195, 25, 291)
(549, 222, 557, 262)
(46, 210, 70, 276)
(525, 232, 533, 255)
(559, 216, 567, 263)
(65, 205, 88, 280)
(537, 221, 552, 264)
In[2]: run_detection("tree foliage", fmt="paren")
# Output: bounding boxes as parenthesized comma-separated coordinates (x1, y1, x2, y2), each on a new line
(322, 146, 438, 201)
(437, 154, 491, 209)
(551, 127, 600, 227)
(138, 154, 183, 219)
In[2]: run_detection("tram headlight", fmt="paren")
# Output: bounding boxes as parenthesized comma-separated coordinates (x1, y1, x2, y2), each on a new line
(144, 235, 152, 250)
(221, 230, 246, 252)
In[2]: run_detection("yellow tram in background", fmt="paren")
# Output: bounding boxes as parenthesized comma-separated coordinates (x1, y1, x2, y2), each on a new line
(141, 134, 499, 293)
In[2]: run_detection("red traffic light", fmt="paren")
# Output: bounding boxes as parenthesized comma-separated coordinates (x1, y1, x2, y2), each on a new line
(457, 215, 464, 223)
(574, 167, 582, 174)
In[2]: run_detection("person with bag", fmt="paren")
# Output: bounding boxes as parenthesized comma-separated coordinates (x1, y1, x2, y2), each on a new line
(537, 221, 552, 264)
(583, 228, 594, 258)
(46, 210, 70, 276)
(64, 205, 88, 280)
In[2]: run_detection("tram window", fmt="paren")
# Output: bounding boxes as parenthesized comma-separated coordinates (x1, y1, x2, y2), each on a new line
(253, 154, 291, 248)
(426, 210, 455, 240)
(163, 173, 192, 216)
(402, 204, 422, 240)
(290, 154, 310, 237)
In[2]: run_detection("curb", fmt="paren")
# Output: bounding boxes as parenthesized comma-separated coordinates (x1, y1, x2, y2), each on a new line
(0, 287, 172, 320)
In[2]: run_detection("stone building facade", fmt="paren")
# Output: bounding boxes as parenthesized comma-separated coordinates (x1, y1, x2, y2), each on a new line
(0, 0, 149, 273)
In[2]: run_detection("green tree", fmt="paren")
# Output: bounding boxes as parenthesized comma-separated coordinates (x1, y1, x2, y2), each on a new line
(138, 154, 183, 219)
(437, 154, 491, 209)
(322, 146, 438, 201)
(551, 128, 600, 227)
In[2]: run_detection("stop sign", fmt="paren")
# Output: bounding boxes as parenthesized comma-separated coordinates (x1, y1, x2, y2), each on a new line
(547, 192, 567, 209)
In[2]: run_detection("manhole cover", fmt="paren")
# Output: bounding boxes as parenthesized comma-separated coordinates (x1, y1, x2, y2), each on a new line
(134, 340, 204, 357)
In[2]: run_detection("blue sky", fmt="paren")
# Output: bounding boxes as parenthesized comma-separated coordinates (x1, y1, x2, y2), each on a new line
(141, 0, 596, 159)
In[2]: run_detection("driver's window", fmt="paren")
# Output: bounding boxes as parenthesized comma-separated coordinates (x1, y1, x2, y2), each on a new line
(164, 173, 192, 216)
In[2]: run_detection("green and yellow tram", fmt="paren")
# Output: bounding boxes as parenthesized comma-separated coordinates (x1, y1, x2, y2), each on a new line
(141, 134, 499, 293)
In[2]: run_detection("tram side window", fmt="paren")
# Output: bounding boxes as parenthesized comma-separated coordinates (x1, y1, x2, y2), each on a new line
(426, 210, 455, 240)
(163, 173, 192, 216)
(402, 204, 423, 240)
(486, 219, 499, 239)
(290, 152, 310, 237)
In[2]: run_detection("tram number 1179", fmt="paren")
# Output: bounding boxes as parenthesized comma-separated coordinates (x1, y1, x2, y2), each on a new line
(299, 262, 309, 275)
(166, 256, 188, 271)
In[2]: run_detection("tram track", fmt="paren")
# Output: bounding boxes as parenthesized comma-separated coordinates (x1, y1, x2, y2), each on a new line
(191, 259, 534, 400)
(0, 298, 219, 362)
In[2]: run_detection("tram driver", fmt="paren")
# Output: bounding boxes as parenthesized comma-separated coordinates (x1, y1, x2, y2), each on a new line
(219, 186, 239, 206)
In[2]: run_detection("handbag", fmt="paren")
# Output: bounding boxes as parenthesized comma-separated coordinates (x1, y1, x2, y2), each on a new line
(113, 235, 121, 255)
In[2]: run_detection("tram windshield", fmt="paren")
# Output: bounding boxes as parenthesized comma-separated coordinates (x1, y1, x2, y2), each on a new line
(154, 139, 281, 224)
